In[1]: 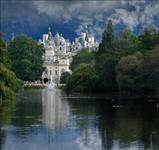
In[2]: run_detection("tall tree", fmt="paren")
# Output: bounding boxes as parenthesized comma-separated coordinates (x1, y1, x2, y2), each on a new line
(99, 20, 114, 53)
(95, 53, 118, 92)
(7, 35, 44, 81)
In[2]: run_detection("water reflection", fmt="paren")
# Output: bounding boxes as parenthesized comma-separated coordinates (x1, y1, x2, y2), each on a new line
(97, 103, 159, 150)
(42, 89, 70, 129)
(0, 90, 159, 150)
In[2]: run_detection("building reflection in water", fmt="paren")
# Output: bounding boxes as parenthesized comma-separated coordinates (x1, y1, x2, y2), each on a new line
(42, 89, 70, 129)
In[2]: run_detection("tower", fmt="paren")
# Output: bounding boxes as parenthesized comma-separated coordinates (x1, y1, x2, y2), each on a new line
(48, 27, 53, 41)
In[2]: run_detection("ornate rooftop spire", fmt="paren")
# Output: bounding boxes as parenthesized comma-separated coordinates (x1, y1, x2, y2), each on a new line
(48, 26, 53, 41)
(55, 32, 60, 39)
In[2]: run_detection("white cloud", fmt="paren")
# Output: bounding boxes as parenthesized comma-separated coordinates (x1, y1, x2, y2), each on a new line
(33, 0, 159, 40)
(107, 1, 159, 31)
(34, 1, 119, 22)
(76, 128, 102, 150)
(107, 8, 139, 30)
(140, 3, 159, 28)
(33, 1, 120, 37)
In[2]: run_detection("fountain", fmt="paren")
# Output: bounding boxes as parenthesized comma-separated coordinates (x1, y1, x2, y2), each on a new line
(48, 76, 55, 90)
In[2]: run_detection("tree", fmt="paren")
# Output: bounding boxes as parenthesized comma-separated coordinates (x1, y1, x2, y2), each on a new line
(7, 35, 44, 81)
(139, 28, 159, 50)
(60, 71, 71, 84)
(0, 33, 10, 69)
(141, 45, 159, 91)
(0, 64, 20, 98)
(0, 33, 20, 102)
(95, 53, 118, 92)
(114, 29, 140, 56)
(116, 52, 144, 92)
(66, 62, 97, 93)
(116, 47, 159, 93)
(70, 48, 95, 71)
(98, 20, 114, 53)
(65, 27, 159, 94)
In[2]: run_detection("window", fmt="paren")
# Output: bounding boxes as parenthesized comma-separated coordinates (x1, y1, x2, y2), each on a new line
(55, 70, 58, 75)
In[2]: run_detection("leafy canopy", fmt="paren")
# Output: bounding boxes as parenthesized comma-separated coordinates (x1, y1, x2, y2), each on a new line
(7, 35, 44, 81)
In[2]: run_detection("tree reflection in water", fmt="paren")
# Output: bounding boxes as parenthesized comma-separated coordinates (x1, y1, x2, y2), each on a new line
(0, 90, 159, 150)
(42, 89, 70, 130)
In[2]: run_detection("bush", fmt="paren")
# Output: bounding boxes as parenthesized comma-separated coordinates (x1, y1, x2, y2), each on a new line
(66, 62, 97, 93)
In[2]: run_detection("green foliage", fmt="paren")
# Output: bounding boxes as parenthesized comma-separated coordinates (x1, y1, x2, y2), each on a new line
(0, 47, 11, 69)
(0, 33, 5, 48)
(95, 53, 118, 92)
(66, 62, 97, 93)
(95, 20, 119, 92)
(0, 63, 20, 92)
(116, 52, 144, 92)
(114, 29, 141, 56)
(98, 20, 114, 53)
(7, 35, 44, 81)
(139, 28, 159, 50)
(66, 25, 159, 94)
(141, 45, 159, 90)
(116, 48, 159, 92)
(71, 48, 95, 70)
(0, 33, 20, 104)
(0, 33, 10, 68)
(60, 71, 71, 84)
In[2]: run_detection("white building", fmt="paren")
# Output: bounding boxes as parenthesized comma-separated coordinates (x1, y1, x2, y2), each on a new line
(70, 30, 98, 54)
(39, 27, 98, 84)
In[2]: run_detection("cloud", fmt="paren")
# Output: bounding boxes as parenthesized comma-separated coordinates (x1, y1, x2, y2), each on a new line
(33, 1, 121, 39)
(34, 0, 159, 40)
(1, 0, 159, 41)
(107, 1, 159, 31)
(107, 8, 139, 30)
(34, 1, 120, 22)
(76, 128, 102, 150)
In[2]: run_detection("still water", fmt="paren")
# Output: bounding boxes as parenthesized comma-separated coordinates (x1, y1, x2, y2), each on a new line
(0, 89, 159, 150)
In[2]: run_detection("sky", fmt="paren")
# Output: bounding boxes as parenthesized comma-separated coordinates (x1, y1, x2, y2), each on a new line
(0, 0, 159, 42)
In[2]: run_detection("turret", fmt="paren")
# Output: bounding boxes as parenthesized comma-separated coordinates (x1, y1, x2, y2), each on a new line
(48, 27, 53, 41)
(55, 32, 60, 39)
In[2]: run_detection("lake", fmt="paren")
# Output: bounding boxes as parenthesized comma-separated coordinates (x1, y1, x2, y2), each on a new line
(0, 89, 159, 150)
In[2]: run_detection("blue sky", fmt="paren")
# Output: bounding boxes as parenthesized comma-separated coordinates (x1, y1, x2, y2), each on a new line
(0, 0, 159, 42)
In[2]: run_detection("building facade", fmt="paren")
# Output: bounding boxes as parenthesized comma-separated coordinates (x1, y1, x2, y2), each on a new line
(39, 27, 98, 84)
